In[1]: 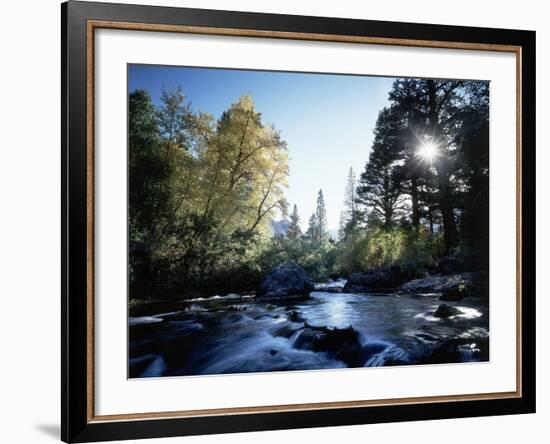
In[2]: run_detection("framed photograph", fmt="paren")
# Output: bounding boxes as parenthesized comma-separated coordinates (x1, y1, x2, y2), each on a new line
(62, 1, 535, 442)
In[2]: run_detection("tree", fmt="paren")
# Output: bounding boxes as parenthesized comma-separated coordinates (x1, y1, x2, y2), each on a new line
(306, 212, 318, 240)
(314, 189, 329, 243)
(129, 89, 291, 298)
(157, 86, 193, 155)
(454, 81, 489, 253)
(356, 107, 406, 227)
(305, 190, 328, 243)
(340, 167, 360, 236)
(287, 204, 302, 238)
(200, 95, 288, 234)
(338, 211, 347, 241)
(128, 89, 172, 296)
(389, 79, 463, 252)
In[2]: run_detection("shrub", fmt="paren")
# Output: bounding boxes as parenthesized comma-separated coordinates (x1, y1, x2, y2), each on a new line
(335, 225, 444, 276)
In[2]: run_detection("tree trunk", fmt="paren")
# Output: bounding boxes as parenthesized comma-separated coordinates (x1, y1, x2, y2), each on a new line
(384, 205, 393, 228)
(427, 79, 457, 253)
(410, 175, 420, 226)
(436, 161, 457, 253)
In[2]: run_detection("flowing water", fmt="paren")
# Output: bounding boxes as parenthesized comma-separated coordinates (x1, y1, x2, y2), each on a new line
(129, 282, 489, 378)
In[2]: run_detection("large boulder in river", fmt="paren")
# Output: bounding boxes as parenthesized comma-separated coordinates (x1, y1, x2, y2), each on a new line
(343, 265, 406, 293)
(293, 324, 365, 367)
(256, 262, 314, 300)
(400, 272, 484, 300)
(433, 303, 463, 318)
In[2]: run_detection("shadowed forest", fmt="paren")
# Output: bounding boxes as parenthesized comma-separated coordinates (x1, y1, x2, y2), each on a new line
(129, 78, 489, 301)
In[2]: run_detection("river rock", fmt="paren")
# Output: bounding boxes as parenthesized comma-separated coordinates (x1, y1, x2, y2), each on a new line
(433, 303, 463, 318)
(292, 324, 365, 367)
(288, 310, 306, 323)
(256, 262, 314, 300)
(343, 265, 406, 293)
(400, 272, 483, 300)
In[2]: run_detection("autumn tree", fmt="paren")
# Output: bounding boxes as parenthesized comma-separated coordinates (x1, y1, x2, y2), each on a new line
(129, 89, 290, 298)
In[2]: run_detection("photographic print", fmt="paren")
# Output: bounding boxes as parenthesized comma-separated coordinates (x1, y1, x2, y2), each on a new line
(128, 65, 490, 378)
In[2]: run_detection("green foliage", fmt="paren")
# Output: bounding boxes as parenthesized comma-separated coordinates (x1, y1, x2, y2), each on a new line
(356, 106, 406, 227)
(256, 234, 336, 282)
(128, 90, 172, 294)
(287, 204, 302, 238)
(356, 78, 489, 256)
(306, 189, 328, 244)
(334, 225, 444, 276)
(129, 89, 289, 299)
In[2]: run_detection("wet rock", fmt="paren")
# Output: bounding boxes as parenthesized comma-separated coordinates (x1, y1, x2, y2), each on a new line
(272, 323, 301, 339)
(343, 265, 406, 293)
(420, 336, 489, 364)
(291, 328, 320, 350)
(433, 303, 463, 318)
(400, 272, 483, 300)
(288, 311, 306, 323)
(226, 305, 247, 312)
(292, 324, 365, 367)
(257, 262, 314, 300)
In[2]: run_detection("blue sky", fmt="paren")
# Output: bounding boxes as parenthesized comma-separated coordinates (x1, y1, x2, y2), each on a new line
(129, 64, 394, 231)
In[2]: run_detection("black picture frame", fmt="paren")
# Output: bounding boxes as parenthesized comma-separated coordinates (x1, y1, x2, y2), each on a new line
(62, 1, 536, 442)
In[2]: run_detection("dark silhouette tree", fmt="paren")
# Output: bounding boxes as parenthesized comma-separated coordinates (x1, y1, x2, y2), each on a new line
(129, 90, 170, 297)
(389, 79, 463, 252)
(356, 107, 405, 227)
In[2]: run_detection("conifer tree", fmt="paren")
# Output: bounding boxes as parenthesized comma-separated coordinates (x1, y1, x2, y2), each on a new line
(314, 189, 328, 242)
(287, 204, 302, 238)
(356, 107, 405, 227)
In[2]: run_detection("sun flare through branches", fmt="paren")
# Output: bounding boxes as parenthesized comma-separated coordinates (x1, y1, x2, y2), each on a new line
(416, 140, 440, 163)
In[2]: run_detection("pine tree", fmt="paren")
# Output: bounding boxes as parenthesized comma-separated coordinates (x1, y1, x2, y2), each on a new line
(356, 107, 405, 227)
(306, 212, 318, 240)
(314, 189, 328, 242)
(389, 79, 462, 252)
(341, 167, 360, 236)
(338, 211, 346, 241)
(287, 204, 302, 238)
